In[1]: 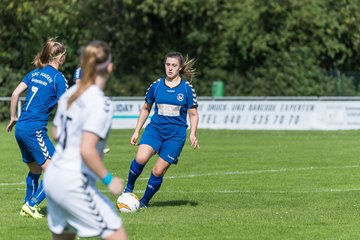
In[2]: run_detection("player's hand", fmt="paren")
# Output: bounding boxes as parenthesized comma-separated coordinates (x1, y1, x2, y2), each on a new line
(130, 132, 139, 145)
(6, 117, 18, 132)
(108, 176, 124, 195)
(189, 134, 200, 149)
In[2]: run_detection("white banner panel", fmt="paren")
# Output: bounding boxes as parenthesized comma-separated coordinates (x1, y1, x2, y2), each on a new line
(111, 100, 360, 130)
(112, 101, 154, 129)
(198, 101, 314, 130)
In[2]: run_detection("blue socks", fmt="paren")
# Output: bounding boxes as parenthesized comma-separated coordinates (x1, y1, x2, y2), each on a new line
(125, 159, 164, 206)
(25, 172, 40, 203)
(141, 172, 163, 206)
(28, 180, 46, 207)
(125, 159, 145, 192)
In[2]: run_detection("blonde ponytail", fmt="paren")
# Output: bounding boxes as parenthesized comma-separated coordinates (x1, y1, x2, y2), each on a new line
(33, 38, 66, 68)
(181, 55, 197, 83)
(67, 40, 111, 108)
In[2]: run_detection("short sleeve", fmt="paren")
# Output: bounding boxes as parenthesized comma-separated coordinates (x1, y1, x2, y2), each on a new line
(145, 79, 160, 104)
(186, 82, 198, 109)
(83, 99, 113, 139)
(22, 72, 31, 86)
(73, 68, 82, 81)
(55, 73, 68, 100)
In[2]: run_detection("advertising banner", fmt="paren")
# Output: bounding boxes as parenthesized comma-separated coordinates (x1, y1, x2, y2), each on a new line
(112, 100, 360, 130)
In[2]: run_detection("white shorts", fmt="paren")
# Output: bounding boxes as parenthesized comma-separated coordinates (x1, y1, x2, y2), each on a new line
(44, 164, 122, 238)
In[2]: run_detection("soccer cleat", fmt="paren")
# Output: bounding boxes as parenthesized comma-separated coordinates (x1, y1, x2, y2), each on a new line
(21, 202, 44, 219)
(35, 205, 42, 212)
(123, 187, 132, 193)
(139, 201, 148, 210)
(20, 209, 28, 217)
(103, 148, 110, 154)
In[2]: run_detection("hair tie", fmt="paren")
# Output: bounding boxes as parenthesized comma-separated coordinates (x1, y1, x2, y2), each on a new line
(96, 54, 112, 71)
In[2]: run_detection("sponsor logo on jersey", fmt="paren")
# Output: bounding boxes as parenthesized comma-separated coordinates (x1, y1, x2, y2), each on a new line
(177, 93, 184, 101)
(40, 72, 53, 83)
(31, 78, 48, 86)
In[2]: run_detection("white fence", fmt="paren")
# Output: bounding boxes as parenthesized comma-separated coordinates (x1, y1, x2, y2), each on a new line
(3, 96, 360, 130)
(0, 97, 22, 117)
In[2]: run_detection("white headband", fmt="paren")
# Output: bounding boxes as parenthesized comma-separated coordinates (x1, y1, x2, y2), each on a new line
(96, 54, 112, 71)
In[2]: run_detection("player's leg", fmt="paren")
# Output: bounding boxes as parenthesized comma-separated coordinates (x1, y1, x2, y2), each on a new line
(22, 159, 46, 218)
(20, 162, 42, 216)
(125, 126, 160, 193)
(24, 162, 42, 202)
(124, 144, 155, 193)
(29, 130, 54, 204)
(140, 157, 170, 208)
(15, 128, 43, 217)
(27, 176, 45, 207)
(22, 130, 54, 218)
(140, 128, 186, 208)
(27, 158, 51, 208)
(104, 227, 128, 240)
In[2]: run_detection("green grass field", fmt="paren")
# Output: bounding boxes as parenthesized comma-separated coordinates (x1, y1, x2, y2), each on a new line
(2, 122, 360, 239)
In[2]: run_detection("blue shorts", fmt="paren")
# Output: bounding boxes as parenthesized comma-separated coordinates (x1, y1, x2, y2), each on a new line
(139, 124, 187, 164)
(15, 128, 55, 166)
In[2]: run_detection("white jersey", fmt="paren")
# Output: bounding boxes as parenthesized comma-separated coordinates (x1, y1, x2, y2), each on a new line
(52, 84, 113, 180)
(45, 84, 121, 238)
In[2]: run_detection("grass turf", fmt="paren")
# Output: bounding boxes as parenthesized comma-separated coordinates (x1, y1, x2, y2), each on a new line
(1, 122, 360, 239)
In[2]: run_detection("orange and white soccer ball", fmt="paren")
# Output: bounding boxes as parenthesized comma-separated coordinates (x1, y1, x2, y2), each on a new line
(117, 192, 140, 213)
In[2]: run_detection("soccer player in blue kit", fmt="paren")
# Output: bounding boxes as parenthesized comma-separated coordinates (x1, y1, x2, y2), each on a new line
(73, 67, 82, 84)
(124, 52, 200, 208)
(7, 38, 68, 218)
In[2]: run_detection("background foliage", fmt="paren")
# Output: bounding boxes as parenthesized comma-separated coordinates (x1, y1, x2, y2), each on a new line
(1, 0, 360, 98)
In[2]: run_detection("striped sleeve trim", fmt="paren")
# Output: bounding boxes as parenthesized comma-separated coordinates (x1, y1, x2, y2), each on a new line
(144, 78, 161, 100)
(185, 81, 198, 106)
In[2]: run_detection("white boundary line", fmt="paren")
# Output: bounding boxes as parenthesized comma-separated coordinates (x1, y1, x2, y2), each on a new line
(11, 188, 360, 194)
(148, 164, 360, 180)
(154, 188, 360, 194)
(2, 164, 360, 187)
(0, 182, 25, 186)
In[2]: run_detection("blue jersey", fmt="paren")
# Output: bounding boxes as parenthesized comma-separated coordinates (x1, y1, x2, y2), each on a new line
(145, 78, 198, 127)
(73, 67, 82, 82)
(16, 65, 68, 131)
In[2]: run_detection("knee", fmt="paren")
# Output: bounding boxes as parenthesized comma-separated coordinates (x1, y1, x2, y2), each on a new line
(29, 164, 42, 175)
(135, 156, 148, 165)
(135, 151, 152, 165)
(135, 145, 154, 165)
(41, 159, 50, 170)
(152, 166, 166, 177)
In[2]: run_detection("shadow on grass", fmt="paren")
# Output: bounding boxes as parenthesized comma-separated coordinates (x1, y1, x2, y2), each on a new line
(40, 206, 48, 215)
(150, 200, 198, 207)
(39, 200, 198, 215)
